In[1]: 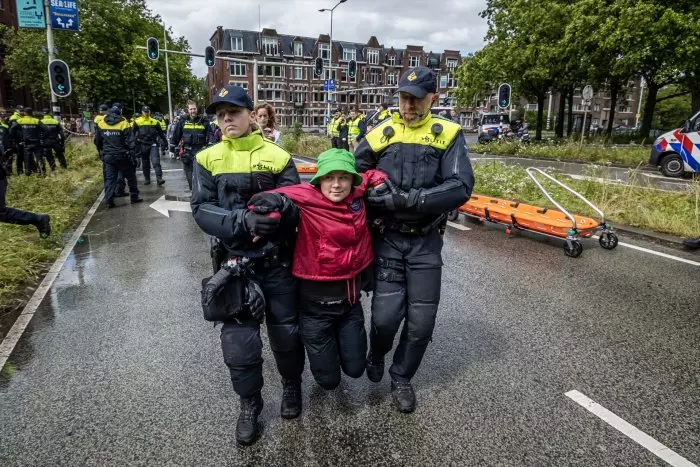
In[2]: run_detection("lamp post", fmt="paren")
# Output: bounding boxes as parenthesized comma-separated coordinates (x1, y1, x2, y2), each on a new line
(162, 21, 173, 121)
(319, 0, 347, 128)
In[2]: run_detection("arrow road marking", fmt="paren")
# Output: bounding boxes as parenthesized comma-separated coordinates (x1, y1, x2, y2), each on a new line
(149, 195, 192, 217)
(566, 390, 697, 467)
(447, 221, 471, 231)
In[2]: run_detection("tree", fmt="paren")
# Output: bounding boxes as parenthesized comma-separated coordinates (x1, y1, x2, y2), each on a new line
(653, 85, 692, 131)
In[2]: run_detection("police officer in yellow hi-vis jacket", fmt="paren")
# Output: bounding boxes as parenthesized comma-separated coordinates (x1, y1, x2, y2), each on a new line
(355, 67, 474, 414)
(190, 85, 304, 446)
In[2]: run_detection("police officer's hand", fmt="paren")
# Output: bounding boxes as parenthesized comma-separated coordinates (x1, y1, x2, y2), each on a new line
(245, 279, 266, 324)
(366, 179, 408, 210)
(244, 211, 281, 236)
(248, 192, 286, 214)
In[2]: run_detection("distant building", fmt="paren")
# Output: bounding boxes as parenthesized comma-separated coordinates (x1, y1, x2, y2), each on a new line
(0, 2, 34, 111)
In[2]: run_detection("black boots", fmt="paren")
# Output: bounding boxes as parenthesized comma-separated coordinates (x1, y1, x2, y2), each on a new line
(682, 237, 700, 250)
(157, 178, 165, 186)
(366, 353, 385, 383)
(280, 379, 302, 419)
(391, 380, 417, 413)
(37, 215, 51, 238)
(236, 393, 263, 445)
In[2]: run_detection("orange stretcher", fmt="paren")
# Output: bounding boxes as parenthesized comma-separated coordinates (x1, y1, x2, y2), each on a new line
(295, 163, 318, 174)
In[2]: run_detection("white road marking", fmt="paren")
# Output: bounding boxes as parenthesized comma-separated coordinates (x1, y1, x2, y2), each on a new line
(447, 221, 471, 231)
(591, 235, 700, 267)
(0, 192, 106, 371)
(149, 195, 192, 217)
(566, 390, 697, 467)
(160, 168, 184, 173)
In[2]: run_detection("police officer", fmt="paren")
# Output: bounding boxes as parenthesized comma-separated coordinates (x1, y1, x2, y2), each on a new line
(0, 115, 10, 175)
(327, 109, 341, 148)
(377, 102, 392, 123)
(191, 85, 304, 445)
(355, 67, 474, 413)
(39, 109, 67, 171)
(9, 106, 25, 175)
(170, 100, 210, 191)
(1, 125, 51, 235)
(94, 106, 142, 208)
(132, 105, 168, 185)
(337, 109, 349, 151)
(11, 108, 44, 175)
(347, 108, 366, 152)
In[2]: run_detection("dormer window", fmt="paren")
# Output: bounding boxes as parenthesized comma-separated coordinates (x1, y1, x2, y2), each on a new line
(231, 36, 243, 51)
(387, 55, 396, 66)
(343, 48, 356, 61)
(294, 42, 303, 56)
(367, 49, 379, 65)
(263, 37, 279, 55)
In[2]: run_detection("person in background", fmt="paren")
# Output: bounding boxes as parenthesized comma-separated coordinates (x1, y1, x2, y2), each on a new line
(170, 101, 210, 191)
(337, 110, 349, 151)
(254, 102, 280, 145)
(347, 108, 366, 153)
(39, 109, 68, 171)
(132, 105, 168, 186)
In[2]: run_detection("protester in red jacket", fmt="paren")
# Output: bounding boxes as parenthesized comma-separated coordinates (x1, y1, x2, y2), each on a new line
(249, 148, 386, 390)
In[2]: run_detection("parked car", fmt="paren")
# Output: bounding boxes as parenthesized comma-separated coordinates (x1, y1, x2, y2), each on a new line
(648, 111, 700, 177)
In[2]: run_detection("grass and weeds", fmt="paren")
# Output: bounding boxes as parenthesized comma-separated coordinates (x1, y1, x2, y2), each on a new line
(280, 132, 331, 159)
(469, 140, 651, 167)
(0, 138, 103, 310)
(473, 162, 700, 238)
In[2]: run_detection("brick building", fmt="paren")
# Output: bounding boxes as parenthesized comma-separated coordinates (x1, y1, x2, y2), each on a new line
(207, 27, 463, 129)
(0, 0, 33, 111)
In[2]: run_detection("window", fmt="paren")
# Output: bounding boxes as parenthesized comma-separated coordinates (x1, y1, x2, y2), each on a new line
(387, 55, 396, 66)
(293, 42, 303, 56)
(257, 65, 284, 78)
(618, 105, 631, 113)
(227, 81, 248, 91)
(230, 63, 246, 77)
(370, 69, 382, 85)
(594, 104, 601, 111)
(319, 43, 330, 61)
(447, 74, 456, 88)
(231, 36, 243, 51)
(447, 59, 458, 70)
(343, 48, 356, 61)
(312, 89, 327, 103)
(263, 37, 278, 56)
(367, 49, 379, 65)
(293, 66, 304, 80)
(387, 72, 396, 85)
(258, 83, 284, 102)
(409, 56, 419, 67)
(440, 75, 447, 88)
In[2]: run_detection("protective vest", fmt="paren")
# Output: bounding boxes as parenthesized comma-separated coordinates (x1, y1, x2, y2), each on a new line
(348, 116, 363, 137)
(378, 110, 392, 122)
(133, 115, 165, 145)
(40, 116, 63, 145)
(181, 120, 208, 147)
(9, 112, 21, 123)
(327, 117, 340, 137)
(94, 114, 106, 125)
(14, 116, 42, 146)
(96, 118, 132, 158)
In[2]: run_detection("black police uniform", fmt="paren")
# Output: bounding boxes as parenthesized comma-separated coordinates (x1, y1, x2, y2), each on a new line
(94, 107, 141, 207)
(132, 107, 168, 185)
(10, 110, 44, 175)
(190, 85, 304, 444)
(39, 113, 67, 170)
(354, 67, 474, 410)
(1, 128, 50, 234)
(170, 115, 211, 190)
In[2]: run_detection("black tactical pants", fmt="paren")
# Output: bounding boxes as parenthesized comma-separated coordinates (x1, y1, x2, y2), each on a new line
(139, 144, 162, 182)
(220, 263, 304, 398)
(370, 228, 443, 383)
(103, 156, 139, 205)
(14, 145, 24, 175)
(44, 143, 67, 169)
(0, 178, 43, 227)
(181, 149, 201, 190)
(299, 295, 366, 390)
(23, 146, 44, 174)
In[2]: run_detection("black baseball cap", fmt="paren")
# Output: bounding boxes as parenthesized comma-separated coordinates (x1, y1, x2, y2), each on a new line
(397, 67, 437, 98)
(99, 104, 109, 111)
(206, 85, 254, 115)
(16, 105, 24, 111)
(141, 105, 151, 112)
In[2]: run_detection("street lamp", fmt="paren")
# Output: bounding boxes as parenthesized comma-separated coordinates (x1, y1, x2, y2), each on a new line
(319, 0, 347, 127)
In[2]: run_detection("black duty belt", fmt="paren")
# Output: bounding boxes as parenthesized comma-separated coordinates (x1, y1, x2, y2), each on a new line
(371, 214, 447, 236)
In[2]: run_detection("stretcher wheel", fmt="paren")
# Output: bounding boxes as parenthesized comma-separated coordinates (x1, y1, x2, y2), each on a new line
(564, 240, 583, 258)
(447, 210, 459, 222)
(599, 232, 618, 250)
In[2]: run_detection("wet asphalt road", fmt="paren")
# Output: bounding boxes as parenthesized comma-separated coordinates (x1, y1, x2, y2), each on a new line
(1, 158, 699, 466)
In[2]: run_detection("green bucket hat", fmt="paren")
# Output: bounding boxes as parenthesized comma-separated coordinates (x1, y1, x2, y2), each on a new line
(310, 148, 362, 186)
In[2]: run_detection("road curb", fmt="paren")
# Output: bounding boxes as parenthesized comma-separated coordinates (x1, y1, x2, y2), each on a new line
(469, 151, 655, 172)
(612, 223, 696, 250)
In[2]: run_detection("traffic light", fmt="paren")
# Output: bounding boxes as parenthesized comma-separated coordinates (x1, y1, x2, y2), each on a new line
(314, 56, 324, 77)
(147, 37, 159, 60)
(48, 59, 71, 98)
(498, 83, 511, 108)
(205, 46, 216, 68)
(348, 59, 356, 79)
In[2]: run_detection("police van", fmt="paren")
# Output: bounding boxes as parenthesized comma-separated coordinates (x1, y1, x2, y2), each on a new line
(477, 113, 510, 144)
(649, 111, 700, 177)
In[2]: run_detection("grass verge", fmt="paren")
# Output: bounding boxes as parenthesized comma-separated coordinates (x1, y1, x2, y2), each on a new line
(474, 162, 700, 238)
(280, 133, 331, 159)
(469, 141, 651, 167)
(0, 138, 103, 310)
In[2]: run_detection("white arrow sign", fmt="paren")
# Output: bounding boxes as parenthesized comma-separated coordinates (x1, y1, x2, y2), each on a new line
(149, 195, 192, 217)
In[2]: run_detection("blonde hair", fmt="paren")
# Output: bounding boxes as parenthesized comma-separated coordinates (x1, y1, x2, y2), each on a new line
(253, 102, 277, 130)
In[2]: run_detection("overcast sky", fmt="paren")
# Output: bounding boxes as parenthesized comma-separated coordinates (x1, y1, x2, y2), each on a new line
(145, 0, 489, 77)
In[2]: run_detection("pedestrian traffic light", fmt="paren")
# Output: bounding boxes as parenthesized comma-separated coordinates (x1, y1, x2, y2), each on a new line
(205, 46, 216, 68)
(48, 59, 71, 98)
(314, 56, 324, 77)
(498, 83, 511, 108)
(348, 59, 356, 79)
(147, 37, 159, 60)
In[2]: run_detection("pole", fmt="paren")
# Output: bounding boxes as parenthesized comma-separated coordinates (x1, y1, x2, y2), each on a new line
(635, 79, 645, 129)
(327, 9, 333, 129)
(546, 89, 553, 130)
(163, 23, 173, 121)
(580, 104, 587, 145)
(253, 58, 258, 105)
(44, 0, 59, 116)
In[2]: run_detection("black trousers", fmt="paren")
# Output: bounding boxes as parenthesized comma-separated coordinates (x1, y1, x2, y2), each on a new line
(369, 228, 443, 383)
(220, 263, 304, 399)
(14, 145, 24, 175)
(299, 295, 366, 390)
(181, 149, 201, 190)
(22, 146, 43, 175)
(103, 156, 139, 205)
(138, 144, 162, 182)
(331, 136, 339, 149)
(0, 177, 43, 227)
(44, 143, 67, 169)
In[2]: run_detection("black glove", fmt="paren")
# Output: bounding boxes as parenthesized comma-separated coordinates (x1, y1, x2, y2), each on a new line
(248, 192, 286, 214)
(244, 279, 266, 324)
(366, 178, 408, 210)
(244, 211, 281, 236)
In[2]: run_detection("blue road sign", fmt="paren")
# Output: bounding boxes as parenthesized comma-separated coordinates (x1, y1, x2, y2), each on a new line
(329, 80, 336, 92)
(16, 0, 46, 28)
(49, 0, 79, 31)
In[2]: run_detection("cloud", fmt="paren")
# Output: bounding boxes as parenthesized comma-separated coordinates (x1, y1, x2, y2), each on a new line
(145, 0, 488, 77)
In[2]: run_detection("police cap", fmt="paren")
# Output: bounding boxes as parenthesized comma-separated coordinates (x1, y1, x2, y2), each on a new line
(41, 108, 49, 114)
(141, 105, 151, 112)
(397, 66, 437, 98)
(206, 85, 254, 115)
(16, 105, 24, 111)
(99, 104, 109, 111)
